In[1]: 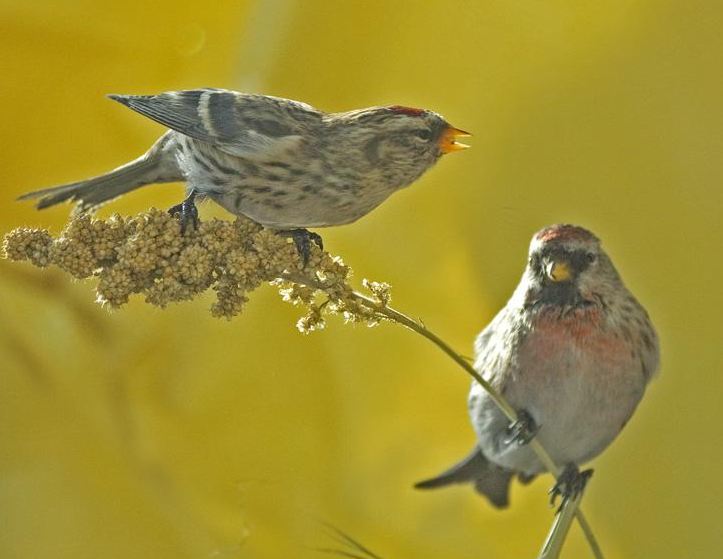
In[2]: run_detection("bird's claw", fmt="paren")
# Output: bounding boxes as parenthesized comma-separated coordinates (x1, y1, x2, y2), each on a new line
(168, 190, 199, 234)
(549, 463, 593, 512)
(504, 409, 539, 446)
(279, 229, 324, 266)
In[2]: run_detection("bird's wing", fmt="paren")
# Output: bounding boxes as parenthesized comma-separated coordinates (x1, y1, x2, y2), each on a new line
(472, 306, 521, 393)
(108, 89, 317, 158)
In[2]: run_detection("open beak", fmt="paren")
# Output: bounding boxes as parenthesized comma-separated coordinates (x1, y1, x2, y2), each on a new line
(439, 125, 471, 154)
(545, 260, 572, 282)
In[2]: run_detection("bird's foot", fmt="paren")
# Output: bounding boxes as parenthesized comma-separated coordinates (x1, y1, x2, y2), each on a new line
(168, 190, 199, 234)
(504, 409, 539, 446)
(279, 229, 324, 266)
(549, 463, 593, 512)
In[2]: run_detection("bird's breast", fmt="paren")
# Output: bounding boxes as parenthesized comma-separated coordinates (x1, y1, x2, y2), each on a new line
(525, 305, 619, 362)
(475, 304, 648, 473)
(519, 305, 638, 398)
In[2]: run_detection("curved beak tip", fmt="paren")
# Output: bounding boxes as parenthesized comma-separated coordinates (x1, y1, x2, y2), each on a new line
(453, 127, 472, 137)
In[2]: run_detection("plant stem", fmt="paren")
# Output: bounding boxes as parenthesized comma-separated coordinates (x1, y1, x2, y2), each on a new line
(350, 291, 604, 559)
(279, 271, 604, 559)
(539, 493, 582, 559)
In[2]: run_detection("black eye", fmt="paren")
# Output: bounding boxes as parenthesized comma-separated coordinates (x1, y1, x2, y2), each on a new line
(414, 129, 431, 140)
(586, 252, 596, 263)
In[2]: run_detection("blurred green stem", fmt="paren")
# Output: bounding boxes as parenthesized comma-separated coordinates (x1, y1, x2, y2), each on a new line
(539, 492, 583, 559)
(350, 291, 604, 559)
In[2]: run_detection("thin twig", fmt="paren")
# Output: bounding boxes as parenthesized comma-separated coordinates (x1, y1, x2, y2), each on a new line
(349, 291, 604, 559)
(539, 492, 583, 559)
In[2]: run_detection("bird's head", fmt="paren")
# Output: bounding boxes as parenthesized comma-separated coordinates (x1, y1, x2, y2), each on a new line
(521, 224, 622, 309)
(332, 105, 469, 185)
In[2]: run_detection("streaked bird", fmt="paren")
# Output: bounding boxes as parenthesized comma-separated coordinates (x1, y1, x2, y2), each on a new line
(19, 89, 469, 261)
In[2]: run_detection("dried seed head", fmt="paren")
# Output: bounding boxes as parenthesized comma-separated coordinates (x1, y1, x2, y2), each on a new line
(3, 209, 392, 329)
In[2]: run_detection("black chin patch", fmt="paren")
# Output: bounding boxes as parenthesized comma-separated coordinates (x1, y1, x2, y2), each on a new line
(528, 281, 590, 309)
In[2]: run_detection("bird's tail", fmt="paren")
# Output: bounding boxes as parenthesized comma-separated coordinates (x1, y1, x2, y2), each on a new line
(18, 133, 181, 213)
(415, 447, 515, 508)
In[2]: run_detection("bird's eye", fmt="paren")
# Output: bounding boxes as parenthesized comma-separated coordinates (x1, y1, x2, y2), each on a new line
(586, 252, 596, 263)
(414, 129, 431, 141)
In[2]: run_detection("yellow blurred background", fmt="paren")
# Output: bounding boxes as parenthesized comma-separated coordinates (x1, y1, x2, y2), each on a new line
(2, 1, 722, 558)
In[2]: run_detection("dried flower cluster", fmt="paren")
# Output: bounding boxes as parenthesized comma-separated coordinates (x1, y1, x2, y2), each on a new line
(3, 209, 392, 328)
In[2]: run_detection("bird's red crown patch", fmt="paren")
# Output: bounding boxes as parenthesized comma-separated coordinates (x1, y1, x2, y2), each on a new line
(388, 105, 426, 117)
(535, 224, 596, 244)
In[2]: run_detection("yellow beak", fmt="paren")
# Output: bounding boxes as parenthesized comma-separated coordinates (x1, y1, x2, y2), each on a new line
(439, 126, 471, 154)
(545, 260, 572, 282)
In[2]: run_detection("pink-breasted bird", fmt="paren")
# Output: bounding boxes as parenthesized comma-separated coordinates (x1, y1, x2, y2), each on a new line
(416, 224, 659, 507)
(18, 89, 469, 261)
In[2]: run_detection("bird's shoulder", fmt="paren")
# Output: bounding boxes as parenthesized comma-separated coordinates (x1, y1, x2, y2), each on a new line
(473, 305, 527, 389)
(474, 305, 525, 355)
